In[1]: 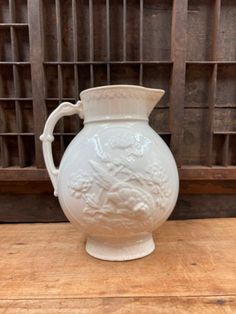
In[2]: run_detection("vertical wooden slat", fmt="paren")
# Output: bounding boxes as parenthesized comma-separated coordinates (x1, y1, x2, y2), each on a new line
(57, 65, 63, 101)
(12, 68, 25, 166)
(9, 0, 15, 22)
(0, 105, 8, 167)
(72, 0, 79, 98)
(106, 0, 110, 84)
(1, 137, 9, 167)
(123, 0, 127, 61)
(139, 0, 143, 85)
(15, 101, 22, 131)
(212, 0, 221, 61)
(16, 103, 25, 167)
(74, 63, 79, 98)
(0, 105, 6, 132)
(207, 64, 217, 166)
(55, 0, 63, 101)
(55, 0, 62, 62)
(72, 0, 80, 132)
(55, 0, 64, 155)
(18, 135, 25, 166)
(9, 0, 24, 166)
(169, 0, 188, 166)
(72, 0, 78, 63)
(28, 0, 47, 168)
(222, 134, 229, 166)
(58, 64, 65, 154)
(0, 136, 4, 167)
(89, 0, 94, 87)
(207, 0, 221, 166)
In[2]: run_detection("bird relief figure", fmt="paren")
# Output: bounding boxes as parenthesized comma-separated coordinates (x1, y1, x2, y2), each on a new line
(68, 134, 171, 224)
(87, 160, 156, 218)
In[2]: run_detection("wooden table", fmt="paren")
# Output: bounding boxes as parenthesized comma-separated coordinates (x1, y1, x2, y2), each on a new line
(0, 218, 235, 313)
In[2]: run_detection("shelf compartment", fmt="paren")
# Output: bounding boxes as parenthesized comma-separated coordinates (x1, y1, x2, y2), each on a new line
(213, 108, 236, 133)
(212, 133, 236, 166)
(22, 135, 35, 166)
(0, 135, 18, 167)
(0, 28, 11, 61)
(143, 0, 172, 61)
(149, 108, 170, 134)
(93, 64, 108, 86)
(0, 0, 9, 23)
(229, 134, 236, 165)
(218, 0, 236, 61)
(14, 0, 28, 23)
(44, 65, 58, 98)
(93, 0, 108, 61)
(15, 65, 32, 98)
(187, 0, 214, 61)
(0, 65, 14, 98)
(20, 100, 34, 133)
(143, 64, 172, 108)
(59, 0, 74, 61)
(185, 63, 214, 108)
(61, 65, 75, 99)
(212, 133, 227, 166)
(13, 27, 30, 61)
(110, 64, 140, 85)
(0, 101, 16, 133)
(182, 108, 209, 165)
(216, 64, 236, 107)
(42, 0, 58, 61)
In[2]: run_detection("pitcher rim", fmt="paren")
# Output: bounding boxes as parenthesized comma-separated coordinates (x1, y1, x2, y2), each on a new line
(80, 84, 165, 98)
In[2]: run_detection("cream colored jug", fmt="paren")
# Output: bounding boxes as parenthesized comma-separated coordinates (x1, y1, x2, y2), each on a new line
(40, 85, 179, 261)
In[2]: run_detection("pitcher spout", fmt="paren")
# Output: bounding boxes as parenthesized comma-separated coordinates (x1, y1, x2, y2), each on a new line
(80, 85, 165, 123)
(141, 86, 165, 116)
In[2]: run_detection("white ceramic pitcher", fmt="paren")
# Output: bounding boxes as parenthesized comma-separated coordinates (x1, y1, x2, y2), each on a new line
(40, 85, 179, 261)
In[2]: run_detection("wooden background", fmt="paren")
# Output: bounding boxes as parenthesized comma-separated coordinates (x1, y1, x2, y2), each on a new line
(0, 0, 235, 222)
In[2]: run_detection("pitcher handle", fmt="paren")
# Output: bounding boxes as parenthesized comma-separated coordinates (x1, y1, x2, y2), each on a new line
(40, 101, 84, 197)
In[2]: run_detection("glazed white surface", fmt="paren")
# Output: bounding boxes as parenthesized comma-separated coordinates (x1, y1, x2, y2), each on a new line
(41, 85, 179, 261)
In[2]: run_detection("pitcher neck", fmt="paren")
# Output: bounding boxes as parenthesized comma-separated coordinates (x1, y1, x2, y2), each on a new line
(80, 85, 164, 123)
(84, 117, 148, 124)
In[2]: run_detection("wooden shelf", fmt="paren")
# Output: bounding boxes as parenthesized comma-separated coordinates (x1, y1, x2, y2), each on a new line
(186, 61, 236, 64)
(0, 218, 235, 312)
(0, 133, 34, 136)
(0, 98, 32, 101)
(0, 23, 28, 28)
(44, 61, 174, 65)
(180, 166, 236, 180)
(46, 97, 76, 101)
(0, 62, 30, 65)
(213, 131, 236, 135)
(0, 166, 236, 181)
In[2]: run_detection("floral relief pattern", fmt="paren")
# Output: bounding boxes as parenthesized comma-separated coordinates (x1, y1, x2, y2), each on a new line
(81, 87, 159, 103)
(68, 134, 171, 232)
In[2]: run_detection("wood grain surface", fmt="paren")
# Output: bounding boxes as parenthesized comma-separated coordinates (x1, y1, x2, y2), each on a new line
(0, 218, 235, 313)
(0, 296, 235, 314)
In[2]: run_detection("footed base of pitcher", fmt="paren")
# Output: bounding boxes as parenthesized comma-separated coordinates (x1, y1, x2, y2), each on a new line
(85, 233, 155, 261)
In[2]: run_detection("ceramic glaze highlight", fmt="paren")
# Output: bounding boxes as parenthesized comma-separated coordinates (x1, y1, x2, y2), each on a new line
(40, 85, 179, 261)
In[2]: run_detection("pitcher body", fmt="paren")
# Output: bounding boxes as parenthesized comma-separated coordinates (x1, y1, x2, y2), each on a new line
(40, 85, 179, 261)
